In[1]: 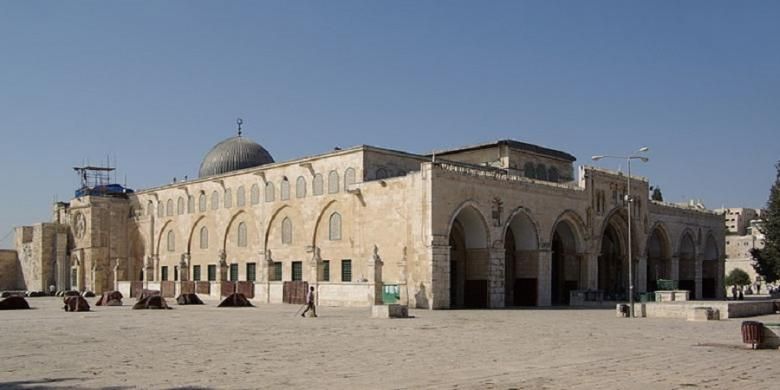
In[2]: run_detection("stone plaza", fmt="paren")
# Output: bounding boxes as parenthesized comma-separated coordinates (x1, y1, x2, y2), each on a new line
(1, 297, 778, 389)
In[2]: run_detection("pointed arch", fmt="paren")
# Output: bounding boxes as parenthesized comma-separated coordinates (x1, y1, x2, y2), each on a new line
(155, 219, 174, 256)
(263, 205, 291, 250)
(549, 209, 587, 253)
(311, 200, 339, 247)
(502, 207, 541, 251)
(445, 200, 491, 249)
(222, 210, 248, 252)
(186, 215, 208, 253)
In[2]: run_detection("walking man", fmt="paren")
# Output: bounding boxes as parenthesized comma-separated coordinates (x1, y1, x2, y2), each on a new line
(302, 286, 317, 318)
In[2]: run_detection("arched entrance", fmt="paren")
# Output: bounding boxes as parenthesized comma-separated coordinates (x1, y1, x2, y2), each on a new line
(551, 221, 581, 305)
(449, 206, 490, 308)
(599, 215, 629, 300)
(678, 233, 697, 299)
(702, 234, 719, 299)
(504, 211, 539, 306)
(646, 226, 672, 292)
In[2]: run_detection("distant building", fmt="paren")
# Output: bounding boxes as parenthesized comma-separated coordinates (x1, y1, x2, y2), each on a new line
(722, 214, 766, 286)
(714, 207, 762, 236)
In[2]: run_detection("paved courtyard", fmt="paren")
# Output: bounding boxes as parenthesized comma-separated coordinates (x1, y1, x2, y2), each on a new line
(1, 297, 779, 389)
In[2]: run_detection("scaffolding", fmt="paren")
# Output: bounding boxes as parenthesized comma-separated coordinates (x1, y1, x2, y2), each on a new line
(73, 165, 132, 198)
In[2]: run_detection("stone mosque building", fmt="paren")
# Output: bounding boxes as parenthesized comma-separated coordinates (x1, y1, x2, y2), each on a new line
(2, 126, 726, 308)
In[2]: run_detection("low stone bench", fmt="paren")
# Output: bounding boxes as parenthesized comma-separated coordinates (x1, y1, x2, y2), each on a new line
(761, 323, 780, 349)
(687, 306, 718, 321)
(655, 290, 689, 302)
(372, 304, 409, 319)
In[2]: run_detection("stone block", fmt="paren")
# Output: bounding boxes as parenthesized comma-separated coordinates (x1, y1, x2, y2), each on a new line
(687, 307, 714, 321)
(371, 304, 409, 318)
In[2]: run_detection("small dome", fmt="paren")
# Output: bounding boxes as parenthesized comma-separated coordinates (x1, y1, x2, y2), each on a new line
(198, 136, 274, 178)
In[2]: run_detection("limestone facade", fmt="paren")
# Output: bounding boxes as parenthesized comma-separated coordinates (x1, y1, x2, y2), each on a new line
(12, 139, 725, 308)
(0, 249, 22, 290)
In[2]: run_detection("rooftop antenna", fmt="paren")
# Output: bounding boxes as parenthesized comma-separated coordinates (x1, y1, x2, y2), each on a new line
(237, 118, 244, 137)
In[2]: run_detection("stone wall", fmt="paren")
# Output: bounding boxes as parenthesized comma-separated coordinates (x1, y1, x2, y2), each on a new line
(0, 249, 22, 290)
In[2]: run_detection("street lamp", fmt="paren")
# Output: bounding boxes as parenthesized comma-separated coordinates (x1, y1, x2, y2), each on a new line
(592, 147, 649, 318)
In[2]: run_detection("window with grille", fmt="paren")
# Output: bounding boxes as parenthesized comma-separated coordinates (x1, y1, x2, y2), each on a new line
(281, 178, 290, 200)
(341, 259, 352, 282)
(265, 182, 275, 202)
(229, 263, 238, 282)
(161, 266, 169, 281)
(292, 261, 303, 281)
(246, 262, 256, 282)
(313, 174, 324, 195)
(177, 197, 184, 215)
(344, 168, 356, 188)
(193, 265, 201, 281)
(207, 264, 216, 281)
(237, 222, 247, 247)
(211, 191, 219, 210)
(188, 196, 194, 214)
(328, 171, 339, 193)
(282, 217, 292, 244)
(199, 193, 207, 212)
(251, 184, 260, 205)
(329, 212, 341, 241)
(296, 176, 306, 198)
(200, 227, 208, 249)
(322, 260, 330, 282)
(271, 262, 282, 281)
(237, 186, 246, 207)
(224, 189, 233, 208)
(174, 266, 179, 281)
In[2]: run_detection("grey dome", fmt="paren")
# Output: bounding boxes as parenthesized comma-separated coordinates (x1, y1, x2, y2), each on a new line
(198, 136, 274, 178)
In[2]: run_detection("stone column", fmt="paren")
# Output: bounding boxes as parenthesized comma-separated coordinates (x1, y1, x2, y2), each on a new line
(488, 245, 506, 308)
(429, 235, 450, 309)
(695, 254, 703, 300)
(537, 248, 552, 307)
(367, 245, 384, 305)
(145, 256, 155, 282)
(179, 253, 190, 282)
(153, 255, 160, 282)
(309, 247, 321, 284)
(670, 255, 679, 283)
(216, 250, 228, 282)
(112, 260, 120, 291)
(717, 255, 726, 299)
(636, 255, 647, 293)
(584, 252, 598, 290)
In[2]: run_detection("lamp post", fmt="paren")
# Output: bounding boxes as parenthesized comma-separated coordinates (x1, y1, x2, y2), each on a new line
(592, 147, 649, 318)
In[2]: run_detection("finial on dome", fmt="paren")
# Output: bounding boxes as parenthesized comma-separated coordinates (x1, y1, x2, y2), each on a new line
(236, 118, 244, 137)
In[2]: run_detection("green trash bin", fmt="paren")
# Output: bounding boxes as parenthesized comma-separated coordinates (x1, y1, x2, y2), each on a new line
(382, 284, 400, 304)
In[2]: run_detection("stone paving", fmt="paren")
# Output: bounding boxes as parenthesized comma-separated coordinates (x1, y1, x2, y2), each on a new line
(1, 297, 778, 389)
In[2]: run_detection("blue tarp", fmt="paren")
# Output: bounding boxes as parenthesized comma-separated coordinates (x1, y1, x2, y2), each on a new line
(75, 184, 134, 198)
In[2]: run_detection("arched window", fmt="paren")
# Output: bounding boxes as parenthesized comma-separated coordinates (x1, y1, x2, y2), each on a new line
(167, 230, 175, 252)
(280, 178, 290, 200)
(548, 167, 559, 183)
(166, 199, 174, 216)
(199, 227, 209, 249)
(328, 171, 339, 194)
(211, 191, 219, 210)
(344, 168, 356, 188)
(177, 197, 185, 215)
(237, 222, 247, 247)
(157, 202, 164, 218)
(250, 184, 260, 205)
(187, 195, 194, 214)
(313, 174, 324, 195)
(524, 162, 536, 179)
(265, 182, 275, 202)
(199, 193, 207, 212)
(296, 176, 307, 198)
(224, 189, 232, 208)
(281, 217, 292, 244)
(329, 212, 342, 241)
(236, 186, 246, 207)
(375, 168, 388, 180)
(147, 200, 154, 216)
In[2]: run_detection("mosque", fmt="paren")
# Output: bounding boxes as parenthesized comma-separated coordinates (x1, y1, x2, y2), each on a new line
(2, 123, 726, 308)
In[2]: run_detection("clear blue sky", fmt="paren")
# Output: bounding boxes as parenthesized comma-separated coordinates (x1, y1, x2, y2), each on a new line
(1, 1, 778, 248)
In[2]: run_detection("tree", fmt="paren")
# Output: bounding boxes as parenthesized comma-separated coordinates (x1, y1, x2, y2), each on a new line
(725, 268, 751, 287)
(651, 187, 664, 202)
(752, 161, 780, 283)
